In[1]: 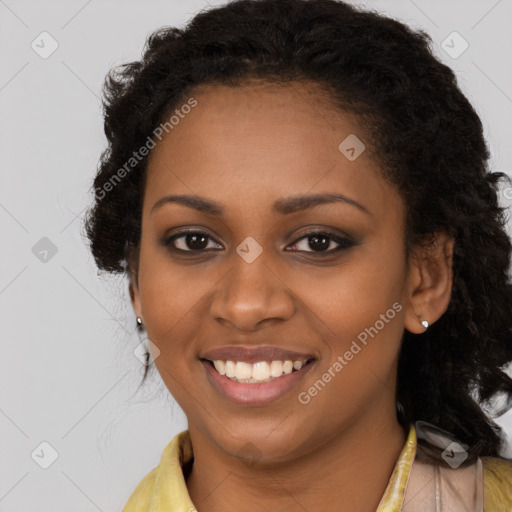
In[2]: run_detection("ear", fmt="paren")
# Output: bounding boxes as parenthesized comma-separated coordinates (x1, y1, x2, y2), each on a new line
(403, 231, 455, 334)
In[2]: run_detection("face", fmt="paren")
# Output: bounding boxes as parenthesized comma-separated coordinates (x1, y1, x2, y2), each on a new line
(131, 80, 415, 464)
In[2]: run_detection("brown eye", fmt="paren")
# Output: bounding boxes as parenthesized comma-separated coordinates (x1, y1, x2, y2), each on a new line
(164, 231, 222, 252)
(287, 231, 355, 254)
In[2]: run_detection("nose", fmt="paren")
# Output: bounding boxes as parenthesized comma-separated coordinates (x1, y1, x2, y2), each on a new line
(209, 255, 295, 331)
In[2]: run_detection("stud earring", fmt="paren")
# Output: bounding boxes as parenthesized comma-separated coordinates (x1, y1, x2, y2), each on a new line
(421, 319, 429, 329)
(136, 316, 143, 327)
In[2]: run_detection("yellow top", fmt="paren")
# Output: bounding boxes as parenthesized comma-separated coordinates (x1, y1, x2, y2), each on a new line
(123, 424, 512, 511)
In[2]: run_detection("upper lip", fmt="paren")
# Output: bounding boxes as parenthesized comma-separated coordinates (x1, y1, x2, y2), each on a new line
(201, 345, 316, 364)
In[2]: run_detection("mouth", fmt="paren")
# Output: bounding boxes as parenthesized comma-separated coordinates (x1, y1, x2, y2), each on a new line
(199, 346, 317, 405)
(201, 358, 315, 383)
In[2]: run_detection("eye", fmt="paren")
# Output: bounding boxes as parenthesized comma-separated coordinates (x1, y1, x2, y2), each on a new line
(286, 230, 355, 254)
(164, 230, 222, 252)
(162, 228, 356, 256)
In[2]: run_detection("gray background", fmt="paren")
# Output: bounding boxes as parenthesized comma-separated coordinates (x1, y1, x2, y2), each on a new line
(1, 0, 511, 510)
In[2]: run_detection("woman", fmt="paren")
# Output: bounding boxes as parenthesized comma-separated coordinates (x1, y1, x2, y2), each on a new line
(84, 0, 512, 510)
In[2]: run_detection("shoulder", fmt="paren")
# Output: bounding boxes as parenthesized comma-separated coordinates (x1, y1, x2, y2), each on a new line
(482, 456, 512, 511)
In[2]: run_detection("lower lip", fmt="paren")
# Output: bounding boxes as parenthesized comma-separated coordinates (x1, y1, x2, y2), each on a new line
(201, 360, 315, 405)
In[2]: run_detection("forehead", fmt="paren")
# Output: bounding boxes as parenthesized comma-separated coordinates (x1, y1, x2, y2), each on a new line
(188, 79, 342, 118)
(143, 80, 402, 220)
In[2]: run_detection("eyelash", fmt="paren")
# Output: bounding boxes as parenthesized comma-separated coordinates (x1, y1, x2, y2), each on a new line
(162, 228, 356, 256)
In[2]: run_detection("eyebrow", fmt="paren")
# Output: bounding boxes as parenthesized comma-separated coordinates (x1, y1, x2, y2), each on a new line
(150, 192, 371, 216)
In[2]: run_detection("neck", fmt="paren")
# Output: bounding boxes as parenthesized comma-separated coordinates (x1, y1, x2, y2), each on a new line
(186, 409, 408, 512)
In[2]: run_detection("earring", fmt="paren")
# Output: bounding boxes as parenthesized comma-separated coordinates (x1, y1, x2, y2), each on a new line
(136, 316, 143, 327)
(421, 319, 429, 330)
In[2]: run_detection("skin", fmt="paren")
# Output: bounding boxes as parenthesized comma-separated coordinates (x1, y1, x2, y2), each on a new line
(129, 80, 454, 512)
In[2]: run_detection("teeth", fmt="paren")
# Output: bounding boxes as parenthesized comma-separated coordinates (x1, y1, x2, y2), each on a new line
(214, 360, 226, 375)
(252, 361, 270, 380)
(270, 360, 283, 377)
(212, 359, 308, 382)
(283, 361, 293, 374)
(235, 362, 252, 380)
(225, 360, 236, 378)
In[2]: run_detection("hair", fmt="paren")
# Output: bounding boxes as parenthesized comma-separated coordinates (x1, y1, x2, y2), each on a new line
(83, 0, 512, 465)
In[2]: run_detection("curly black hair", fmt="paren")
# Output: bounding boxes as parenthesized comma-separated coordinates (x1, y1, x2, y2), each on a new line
(83, 0, 512, 465)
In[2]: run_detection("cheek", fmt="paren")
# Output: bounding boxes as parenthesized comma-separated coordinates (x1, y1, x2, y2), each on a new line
(291, 245, 406, 330)
(136, 241, 208, 344)
(289, 244, 407, 385)
(136, 248, 210, 402)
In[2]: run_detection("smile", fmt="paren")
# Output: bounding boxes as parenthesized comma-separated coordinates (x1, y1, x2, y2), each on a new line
(209, 359, 312, 383)
(200, 345, 317, 404)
